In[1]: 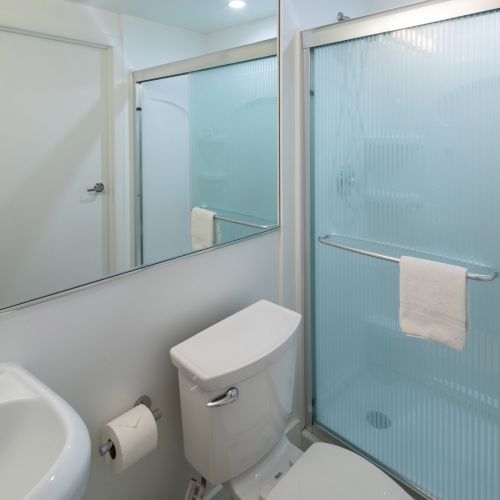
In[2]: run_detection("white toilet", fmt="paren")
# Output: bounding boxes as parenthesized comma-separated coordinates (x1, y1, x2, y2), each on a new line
(170, 300, 412, 500)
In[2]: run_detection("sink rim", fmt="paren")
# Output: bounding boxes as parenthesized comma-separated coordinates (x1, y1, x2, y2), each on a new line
(0, 363, 91, 500)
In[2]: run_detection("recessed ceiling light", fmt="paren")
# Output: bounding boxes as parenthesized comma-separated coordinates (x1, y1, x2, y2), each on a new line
(229, 0, 246, 9)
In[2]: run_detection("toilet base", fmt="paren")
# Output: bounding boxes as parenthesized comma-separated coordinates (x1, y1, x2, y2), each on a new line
(223, 436, 303, 500)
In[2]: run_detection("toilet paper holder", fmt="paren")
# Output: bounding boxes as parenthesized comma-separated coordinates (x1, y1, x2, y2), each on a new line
(98, 395, 161, 457)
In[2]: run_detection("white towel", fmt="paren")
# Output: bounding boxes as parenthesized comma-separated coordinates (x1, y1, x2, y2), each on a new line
(191, 207, 219, 251)
(399, 256, 468, 351)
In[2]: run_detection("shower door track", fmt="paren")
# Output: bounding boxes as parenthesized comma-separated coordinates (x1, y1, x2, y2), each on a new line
(302, 0, 500, 49)
(302, 1, 500, 498)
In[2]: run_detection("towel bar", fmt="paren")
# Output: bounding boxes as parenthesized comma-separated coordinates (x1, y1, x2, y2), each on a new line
(214, 214, 276, 230)
(318, 235, 497, 282)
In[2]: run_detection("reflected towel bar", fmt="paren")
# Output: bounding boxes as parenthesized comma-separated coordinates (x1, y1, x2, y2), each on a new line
(214, 214, 276, 230)
(318, 235, 497, 282)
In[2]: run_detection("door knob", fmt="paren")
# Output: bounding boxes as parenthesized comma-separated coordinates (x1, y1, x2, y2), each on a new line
(87, 182, 105, 193)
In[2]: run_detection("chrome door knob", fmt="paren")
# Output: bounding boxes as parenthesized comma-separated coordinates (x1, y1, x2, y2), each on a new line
(87, 182, 105, 193)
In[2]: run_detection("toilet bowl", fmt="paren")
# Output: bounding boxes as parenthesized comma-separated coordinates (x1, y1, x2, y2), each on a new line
(223, 436, 411, 500)
(265, 442, 411, 500)
(170, 300, 412, 500)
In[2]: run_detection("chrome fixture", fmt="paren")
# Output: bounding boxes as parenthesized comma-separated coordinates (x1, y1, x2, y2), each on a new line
(98, 439, 115, 457)
(214, 214, 276, 230)
(206, 387, 239, 408)
(319, 235, 497, 282)
(133, 39, 276, 84)
(98, 395, 161, 457)
(337, 12, 350, 22)
(87, 182, 105, 193)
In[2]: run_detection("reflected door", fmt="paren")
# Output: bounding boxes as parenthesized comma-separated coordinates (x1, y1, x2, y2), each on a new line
(0, 30, 109, 307)
(311, 9, 500, 500)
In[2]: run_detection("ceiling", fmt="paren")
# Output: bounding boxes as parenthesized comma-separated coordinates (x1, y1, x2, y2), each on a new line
(68, 0, 277, 33)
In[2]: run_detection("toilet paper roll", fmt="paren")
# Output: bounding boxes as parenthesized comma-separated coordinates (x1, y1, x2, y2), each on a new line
(102, 404, 158, 473)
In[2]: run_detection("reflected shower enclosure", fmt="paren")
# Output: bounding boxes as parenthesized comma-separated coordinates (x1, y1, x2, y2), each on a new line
(134, 42, 278, 267)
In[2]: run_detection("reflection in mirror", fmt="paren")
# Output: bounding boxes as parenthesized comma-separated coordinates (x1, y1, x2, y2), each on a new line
(136, 44, 278, 266)
(0, 0, 278, 310)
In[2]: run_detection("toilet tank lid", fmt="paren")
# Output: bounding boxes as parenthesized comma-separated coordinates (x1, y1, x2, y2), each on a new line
(170, 300, 302, 392)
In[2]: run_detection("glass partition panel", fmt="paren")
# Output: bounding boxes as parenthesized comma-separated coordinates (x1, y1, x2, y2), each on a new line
(311, 9, 500, 500)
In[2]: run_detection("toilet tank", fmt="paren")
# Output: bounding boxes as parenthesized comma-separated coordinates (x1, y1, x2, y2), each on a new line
(170, 300, 302, 485)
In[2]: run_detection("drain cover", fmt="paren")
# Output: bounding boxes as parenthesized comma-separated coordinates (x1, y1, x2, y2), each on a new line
(366, 410, 391, 430)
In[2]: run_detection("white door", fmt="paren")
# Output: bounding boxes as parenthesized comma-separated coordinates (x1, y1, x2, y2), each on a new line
(0, 30, 109, 308)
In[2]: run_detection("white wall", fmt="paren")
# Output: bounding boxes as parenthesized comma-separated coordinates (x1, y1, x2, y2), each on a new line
(0, 233, 279, 500)
(206, 16, 277, 53)
(0, 0, 119, 44)
(0, 2, 281, 499)
(123, 15, 277, 72)
(122, 15, 205, 70)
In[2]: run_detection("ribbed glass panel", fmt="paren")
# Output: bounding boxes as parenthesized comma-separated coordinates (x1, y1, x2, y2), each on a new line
(190, 56, 278, 243)
(312, 11, 500, 500)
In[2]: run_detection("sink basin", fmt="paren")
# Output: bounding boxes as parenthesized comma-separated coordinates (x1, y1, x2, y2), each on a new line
(0, 364, 91, 500)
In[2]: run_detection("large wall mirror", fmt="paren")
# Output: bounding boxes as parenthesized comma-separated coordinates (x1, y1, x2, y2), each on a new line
(0, 0, 278, 311)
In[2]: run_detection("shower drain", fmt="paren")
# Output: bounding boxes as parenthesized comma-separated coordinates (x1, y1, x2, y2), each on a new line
(366, 410, 391, 430)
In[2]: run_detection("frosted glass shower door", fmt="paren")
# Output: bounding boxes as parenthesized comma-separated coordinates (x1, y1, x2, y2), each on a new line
(190, 56, 278, 244)
(311, 9, 500, 500)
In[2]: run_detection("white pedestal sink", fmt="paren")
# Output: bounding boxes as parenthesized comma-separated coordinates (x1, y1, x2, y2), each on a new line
(0, 364, 91, 500)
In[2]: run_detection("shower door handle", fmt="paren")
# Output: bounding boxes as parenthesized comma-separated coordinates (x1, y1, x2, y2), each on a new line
(206, 387, 239, 408)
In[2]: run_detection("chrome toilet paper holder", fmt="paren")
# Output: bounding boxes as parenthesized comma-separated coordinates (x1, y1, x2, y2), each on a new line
(98, 395, 161, 457)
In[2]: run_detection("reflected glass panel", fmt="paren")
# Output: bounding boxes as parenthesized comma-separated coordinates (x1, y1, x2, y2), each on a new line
(139, 55, 278, 266)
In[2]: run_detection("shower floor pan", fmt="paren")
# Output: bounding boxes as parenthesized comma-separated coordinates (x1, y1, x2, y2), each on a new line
(315, 367, 500, 500)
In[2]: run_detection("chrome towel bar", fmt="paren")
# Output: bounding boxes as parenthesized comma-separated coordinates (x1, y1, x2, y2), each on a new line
(214, 214, 276, 230)
(318, 235, 497, 282)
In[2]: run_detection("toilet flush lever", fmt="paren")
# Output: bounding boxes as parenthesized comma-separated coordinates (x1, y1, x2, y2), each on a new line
(206, 387, 239, 408)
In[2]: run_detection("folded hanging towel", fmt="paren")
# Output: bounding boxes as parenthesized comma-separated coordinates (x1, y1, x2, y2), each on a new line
(399, 256, 468, 351)
(191, 207, 219, 251)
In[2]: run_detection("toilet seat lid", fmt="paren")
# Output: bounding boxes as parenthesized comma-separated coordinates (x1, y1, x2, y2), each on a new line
(267, 443, 412, 500)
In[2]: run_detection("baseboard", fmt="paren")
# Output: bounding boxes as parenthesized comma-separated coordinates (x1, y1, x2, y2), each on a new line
(204, 484, 226, 500)
(284, 416, 302, 448)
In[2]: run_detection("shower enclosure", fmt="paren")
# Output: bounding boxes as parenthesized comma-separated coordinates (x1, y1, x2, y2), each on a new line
(133, 41, 278, 267)
(306, 2, 500, 499)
